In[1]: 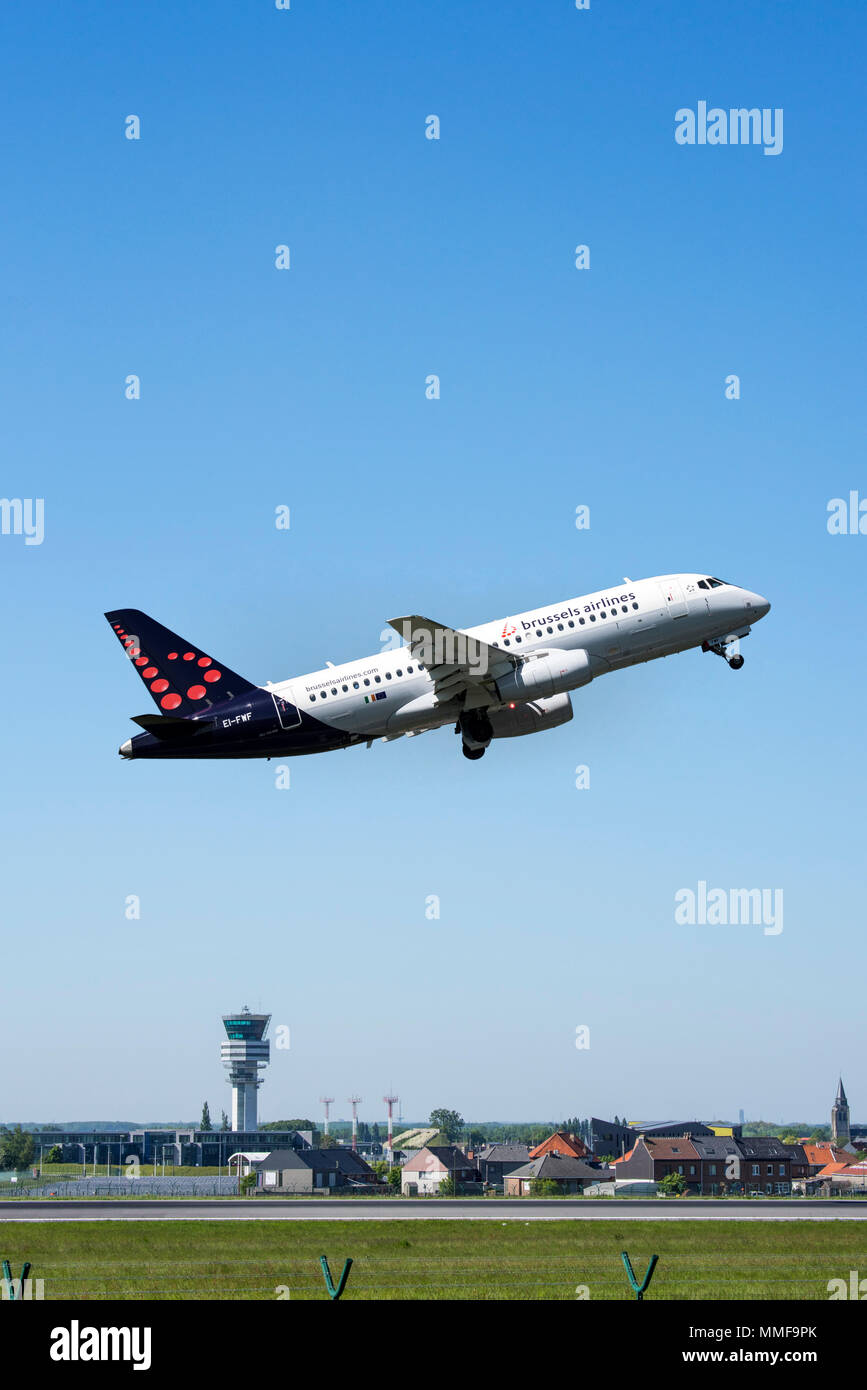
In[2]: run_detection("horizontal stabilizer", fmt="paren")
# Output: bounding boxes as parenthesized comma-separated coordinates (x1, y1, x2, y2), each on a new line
(130, 713, 212, 740)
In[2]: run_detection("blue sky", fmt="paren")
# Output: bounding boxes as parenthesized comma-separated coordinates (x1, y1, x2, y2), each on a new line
(0, 1, 863, 1129)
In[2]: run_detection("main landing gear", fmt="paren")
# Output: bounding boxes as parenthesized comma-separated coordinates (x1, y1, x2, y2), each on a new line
(457, 709, 493, 760)
(702, 635, 746, 669)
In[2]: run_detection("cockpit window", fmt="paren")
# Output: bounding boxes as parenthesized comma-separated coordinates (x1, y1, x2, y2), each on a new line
(706, 577, 725, 588)
(697, 580, 708, 590)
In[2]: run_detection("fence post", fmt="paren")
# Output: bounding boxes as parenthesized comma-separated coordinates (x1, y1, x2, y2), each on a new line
(319, 1255, 353, 1300)
(621, 1250, 659, 1300)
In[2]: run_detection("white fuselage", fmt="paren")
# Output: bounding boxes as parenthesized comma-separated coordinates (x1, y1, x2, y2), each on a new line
(267, 573, 770, 746)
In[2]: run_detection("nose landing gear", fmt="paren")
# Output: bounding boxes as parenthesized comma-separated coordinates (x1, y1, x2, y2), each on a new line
(702, 634, 747, 669)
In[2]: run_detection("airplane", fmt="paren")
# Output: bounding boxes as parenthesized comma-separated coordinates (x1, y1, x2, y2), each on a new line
(106, 572, 770, 763)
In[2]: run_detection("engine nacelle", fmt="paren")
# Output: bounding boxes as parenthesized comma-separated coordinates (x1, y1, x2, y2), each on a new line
(494, 648, 593, 702)
(489, 691, 573, 739)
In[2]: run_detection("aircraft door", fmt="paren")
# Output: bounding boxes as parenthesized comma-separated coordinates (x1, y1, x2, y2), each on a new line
(271, 691, 302, 729)
(659, 579, 687, 619)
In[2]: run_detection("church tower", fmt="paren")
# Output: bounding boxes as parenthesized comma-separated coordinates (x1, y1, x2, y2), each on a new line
(831, 1077, 850, 1145)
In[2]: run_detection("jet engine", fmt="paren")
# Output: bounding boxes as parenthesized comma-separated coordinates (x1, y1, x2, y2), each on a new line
(489, 691, 573, 738)
(494, 648, 593, 702)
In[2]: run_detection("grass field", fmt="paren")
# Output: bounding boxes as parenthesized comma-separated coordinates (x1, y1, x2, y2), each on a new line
(1, 1221, 865, 1300)
(23, 1165, 229, 1180)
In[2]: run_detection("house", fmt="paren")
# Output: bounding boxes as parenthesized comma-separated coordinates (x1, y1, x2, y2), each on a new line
(809, 1158, 867, 1194)
(255, 1147, 379, 1194)
(689, 1135, 743, 1194)
(613, 1134, 703, 1190)
(400, 1146, 480, 1195)
(475, 1143, 531, 1188)
(505, 1154, 609, 1195)
(780, 1142, 851, 1184)
(735, 1138, 793, 1195)
(798, 1141, 852, 1172)
(529, 1131, 588, 1161)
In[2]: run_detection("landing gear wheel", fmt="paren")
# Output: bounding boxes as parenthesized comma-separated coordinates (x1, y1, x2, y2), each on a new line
(728, 655, 745, 670)
(462, 744, 485, 760)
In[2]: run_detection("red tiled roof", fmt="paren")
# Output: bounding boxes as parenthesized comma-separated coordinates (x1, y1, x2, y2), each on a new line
(528, 1131, 588, 1159)
(802, 1143, 849, 1167)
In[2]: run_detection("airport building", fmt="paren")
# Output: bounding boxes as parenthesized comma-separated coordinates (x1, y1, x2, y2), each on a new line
(32, 1128, 312, 1166)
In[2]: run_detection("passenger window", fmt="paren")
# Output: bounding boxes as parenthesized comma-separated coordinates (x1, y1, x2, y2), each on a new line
(515, 636, 522, 643)
(589, 614, 596, 622)
(375, 675, 382, 683)
(331, 687, 337, 695)
(546, 626, 553, 634)
(319, 691, 327, 699)
(504, 638, 511, 646)
(568, 620, 574, 628)
(364, 678, 370, 686)
(353, 681, 359, 689)
(535, 630, 542, 638)
(342, 685, 348, 692)
(621, 605, 628, 613)
(579, 618, 585, 625)
(632, 602, 638, 610)
(599, 612, 606, 620)
(407, 666, 413, 673)
(309, 695, 316, 703)
(557, 623, 564, 631)
(396, 669, 403, 677)
(385, 672, 392, 679)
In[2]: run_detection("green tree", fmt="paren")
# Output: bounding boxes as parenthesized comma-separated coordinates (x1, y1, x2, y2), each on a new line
(439, 1175, 457, 1196)
(0, 1126, 35, 1171)
(45, 1144, 63, 1164)
(658, 1171, 687, 1196)
(319, 1134, 339, 1150)
(200, 1102, 213, 1132)
(529, 1177, 561, 1196)
(260, 1118, 316, 1133)
(429, 1109, 464, 1143)
(239, 1172, 257, 1194)
(220, 1110, 229, 1132)
(387, 1165, 402, 1190)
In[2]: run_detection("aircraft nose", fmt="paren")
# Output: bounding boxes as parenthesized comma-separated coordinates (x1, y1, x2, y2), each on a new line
(746, 591, 771, 621)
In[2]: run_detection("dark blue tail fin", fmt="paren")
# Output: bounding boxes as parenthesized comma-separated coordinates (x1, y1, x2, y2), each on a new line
(105, 608, 257, 716)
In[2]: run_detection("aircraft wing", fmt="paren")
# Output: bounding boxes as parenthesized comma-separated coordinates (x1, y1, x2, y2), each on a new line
(387, 614, 518, 705)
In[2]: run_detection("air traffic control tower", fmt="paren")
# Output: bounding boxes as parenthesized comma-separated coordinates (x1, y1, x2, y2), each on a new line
(221, 1007, 271, 1131)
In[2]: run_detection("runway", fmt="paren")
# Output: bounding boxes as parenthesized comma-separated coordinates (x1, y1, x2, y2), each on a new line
(2, 1198, 865, 1222)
